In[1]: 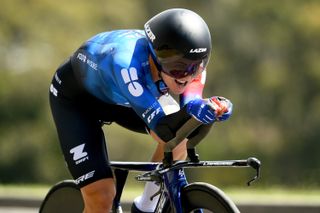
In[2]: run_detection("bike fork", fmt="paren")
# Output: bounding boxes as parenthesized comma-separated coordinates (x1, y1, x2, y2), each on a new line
(163, 168, 188, 213)
(154, 191, 168, 213)
(160, 168, 204, 213)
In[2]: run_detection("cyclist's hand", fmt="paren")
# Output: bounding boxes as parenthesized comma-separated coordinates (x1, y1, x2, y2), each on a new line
(208, 96, 233, 121)
(186, 99, 216, 124)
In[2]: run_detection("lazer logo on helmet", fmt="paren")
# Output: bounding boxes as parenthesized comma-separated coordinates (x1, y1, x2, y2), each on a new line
(145, 24, 156, 42)
(190, 48, 207, 53)
(50, 84, 58, 97)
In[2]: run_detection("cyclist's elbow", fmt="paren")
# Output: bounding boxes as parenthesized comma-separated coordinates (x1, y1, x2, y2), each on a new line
(152, 124, 175, 142)
(152, 107, 191, 142)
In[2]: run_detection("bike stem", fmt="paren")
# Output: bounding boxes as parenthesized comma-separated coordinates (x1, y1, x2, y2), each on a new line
(163, 117, 203, 167)
(186, 123, 213, 163)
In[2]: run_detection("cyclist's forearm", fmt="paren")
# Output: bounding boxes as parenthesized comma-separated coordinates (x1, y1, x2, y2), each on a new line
(149, 130, 188, 161)
(153, 106, 191, 142)
(186, 123, 213, 149)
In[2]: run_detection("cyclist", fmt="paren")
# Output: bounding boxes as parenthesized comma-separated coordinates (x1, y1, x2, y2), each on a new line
(49, 8, 232, 213)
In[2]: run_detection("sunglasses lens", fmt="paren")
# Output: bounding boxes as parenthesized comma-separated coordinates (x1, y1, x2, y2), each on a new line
(163, 63, 202, 79)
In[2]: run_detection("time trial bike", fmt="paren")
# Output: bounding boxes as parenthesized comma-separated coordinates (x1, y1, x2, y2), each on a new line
(40, 150, 261, 213)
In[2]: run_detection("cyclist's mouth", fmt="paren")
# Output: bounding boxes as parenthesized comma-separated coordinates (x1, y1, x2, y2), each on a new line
(175, 79, 188, 86)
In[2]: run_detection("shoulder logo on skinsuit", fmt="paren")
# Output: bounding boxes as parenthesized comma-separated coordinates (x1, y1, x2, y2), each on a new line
(76, 52, 98, 71)
(70, 144, 89, 165)
(147, 107, 161, 123)
(142, 102, 161, 124)
(121, 67, 144, 97)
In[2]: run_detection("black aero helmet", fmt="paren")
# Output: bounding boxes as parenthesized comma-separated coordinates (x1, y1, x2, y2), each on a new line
(144, 8, 212, 79)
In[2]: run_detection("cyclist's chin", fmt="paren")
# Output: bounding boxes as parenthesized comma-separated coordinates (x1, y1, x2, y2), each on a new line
(162, 73, 190, 95)
(169, 86, 187, 95)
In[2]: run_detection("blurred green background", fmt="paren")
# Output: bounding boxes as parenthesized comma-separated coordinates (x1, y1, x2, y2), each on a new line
(0, 0, 319, 191)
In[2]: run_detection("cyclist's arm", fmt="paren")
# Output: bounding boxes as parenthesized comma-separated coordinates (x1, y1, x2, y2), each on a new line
(112, 53, 212, 143)
(111, 54, 166, 130)
(111, 61, 198, 143)
(153, 71, 209, 142)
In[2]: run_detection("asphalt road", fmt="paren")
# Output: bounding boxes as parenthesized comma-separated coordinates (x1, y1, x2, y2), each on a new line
(0, 207, 38, 213)
(0, 199, 320, 213)
(1, 204, 320, 213)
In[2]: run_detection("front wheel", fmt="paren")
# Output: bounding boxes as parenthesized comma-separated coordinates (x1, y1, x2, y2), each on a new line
(180, 182, 240, 213)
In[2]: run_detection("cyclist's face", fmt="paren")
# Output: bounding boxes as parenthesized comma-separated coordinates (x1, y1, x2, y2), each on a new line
(161, 72, 195, 95)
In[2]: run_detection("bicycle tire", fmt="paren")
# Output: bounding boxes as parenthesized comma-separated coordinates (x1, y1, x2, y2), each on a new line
(163, 182, 240, 213)
(39, 180, 84, 213)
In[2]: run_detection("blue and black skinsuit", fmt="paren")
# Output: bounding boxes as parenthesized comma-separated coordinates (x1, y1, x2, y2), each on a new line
(49, 30, 206, 187)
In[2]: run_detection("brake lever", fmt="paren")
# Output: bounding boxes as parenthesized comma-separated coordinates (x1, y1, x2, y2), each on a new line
(246, 157, 261, 186)
(136, 170, 163, 183)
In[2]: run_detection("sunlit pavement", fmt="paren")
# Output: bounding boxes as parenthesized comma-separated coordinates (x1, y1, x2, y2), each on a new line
(0, 202, 319, 213)
(0, 207, 38, 213)
(0, 206, 129, 213)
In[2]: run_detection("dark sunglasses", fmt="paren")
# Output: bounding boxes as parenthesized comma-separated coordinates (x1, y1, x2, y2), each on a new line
(161, 62, 203, 79)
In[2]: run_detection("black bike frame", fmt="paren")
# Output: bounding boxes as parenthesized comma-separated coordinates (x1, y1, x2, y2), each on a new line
(110, 157, 261, 213)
